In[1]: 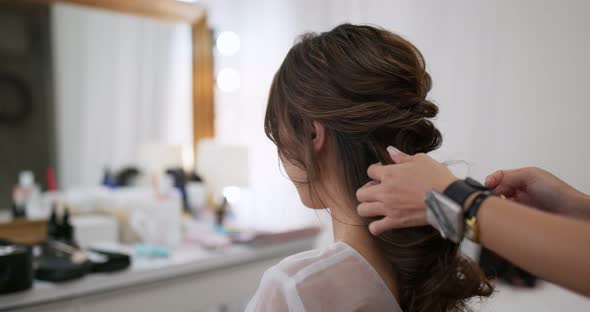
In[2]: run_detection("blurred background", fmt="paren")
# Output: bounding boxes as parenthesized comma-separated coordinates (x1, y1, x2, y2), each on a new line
(0, 0, 589, 311)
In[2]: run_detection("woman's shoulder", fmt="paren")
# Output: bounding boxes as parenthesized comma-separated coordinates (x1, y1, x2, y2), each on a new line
(272, 241, 353, 278)
(247, 241, 402, 312)
(245, 242, 355, 311)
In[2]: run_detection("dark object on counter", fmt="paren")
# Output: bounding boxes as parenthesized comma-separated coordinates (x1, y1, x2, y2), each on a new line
(166, 168, 189, 211)
(47, 204, 60, 240)
(144, 168, 206, 214)
(187, 171, 203, 183)
(11, 202, 26, 219)
(37, 209, 89, 282)
(88, 249, 131, 273)
(37, 208, 131, 281)
(166, 169, 206, 213)
(61, 208, 76, 247)
(214, 197, 228, 227)
(35, 243, 131, 282)
(0, 240, 33, 294)
(479, 247, 538, 288)
(47, 205, 78, 248)
(11, 185, 27, 219)
(101, 168, 116, 188)
(35, 241, 90, 282)
(115, 167, 140, 187)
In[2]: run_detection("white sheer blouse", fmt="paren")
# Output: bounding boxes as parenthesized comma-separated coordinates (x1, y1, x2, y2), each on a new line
(245, 241, 402, 312)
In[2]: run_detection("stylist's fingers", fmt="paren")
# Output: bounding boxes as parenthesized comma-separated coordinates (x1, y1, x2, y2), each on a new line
(484, 170, 504, 189)
(396, 214, 428, 228)
(369, 215, 428, 235)
(361, 180, 380, 188)
(357, 202, 385, 217)
(386, 146, 412, 164)
(368, 217, 398, 235)
(492, 183, 517, 198)
(367, 163, 387, 181)
(487, 169, 527, 197)
(356, 182, 385, 202)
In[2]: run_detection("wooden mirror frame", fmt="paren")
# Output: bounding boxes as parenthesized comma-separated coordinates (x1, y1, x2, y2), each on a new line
(27, 0, 215, 157)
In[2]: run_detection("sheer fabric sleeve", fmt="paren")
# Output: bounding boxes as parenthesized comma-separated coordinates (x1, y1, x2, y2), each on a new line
(245, 267, 304, 312)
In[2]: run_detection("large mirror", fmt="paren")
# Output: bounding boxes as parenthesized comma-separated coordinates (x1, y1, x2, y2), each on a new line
(0, 0, 214, 208)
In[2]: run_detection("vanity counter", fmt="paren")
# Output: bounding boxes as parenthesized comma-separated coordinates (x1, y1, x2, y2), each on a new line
(0, 237, 316, 312)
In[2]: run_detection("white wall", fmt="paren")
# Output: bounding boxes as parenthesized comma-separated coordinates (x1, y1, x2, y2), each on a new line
(52, 4, 193, 189)
(203, 0, 590, 232)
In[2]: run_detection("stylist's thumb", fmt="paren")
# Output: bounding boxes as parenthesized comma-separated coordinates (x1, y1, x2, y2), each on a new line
(387, 146, 411, 164)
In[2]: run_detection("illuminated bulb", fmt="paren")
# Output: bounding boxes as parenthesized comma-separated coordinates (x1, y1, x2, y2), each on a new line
(217, 68, 240, 93)
(216, 31, 240, 56)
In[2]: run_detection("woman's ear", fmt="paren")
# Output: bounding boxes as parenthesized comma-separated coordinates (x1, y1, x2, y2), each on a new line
(311, 121, 326, 152)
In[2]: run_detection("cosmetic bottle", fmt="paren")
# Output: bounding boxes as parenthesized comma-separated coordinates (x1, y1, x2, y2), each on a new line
(14, 171, 42, 219)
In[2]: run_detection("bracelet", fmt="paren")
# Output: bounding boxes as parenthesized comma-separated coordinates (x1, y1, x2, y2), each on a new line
(464, 191, 492, 242)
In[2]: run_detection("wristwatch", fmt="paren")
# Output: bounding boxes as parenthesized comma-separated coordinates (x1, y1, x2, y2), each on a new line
(424, 178, 491, 243)
(444, 178, 489, 207)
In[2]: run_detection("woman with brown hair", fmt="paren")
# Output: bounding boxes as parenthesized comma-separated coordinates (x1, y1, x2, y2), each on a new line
(246, 24, 493, 312)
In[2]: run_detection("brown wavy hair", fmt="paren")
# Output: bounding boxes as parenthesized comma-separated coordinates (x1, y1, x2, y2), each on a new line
(264, 24, 493, 311)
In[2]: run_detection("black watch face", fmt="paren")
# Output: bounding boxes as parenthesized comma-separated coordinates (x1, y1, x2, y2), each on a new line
(465, 177, 487, 190)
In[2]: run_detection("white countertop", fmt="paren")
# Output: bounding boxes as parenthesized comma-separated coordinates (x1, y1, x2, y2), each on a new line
(0, 238, 315, 311)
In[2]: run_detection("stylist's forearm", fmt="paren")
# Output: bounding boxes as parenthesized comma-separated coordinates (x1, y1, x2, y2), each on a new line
(569, 192, 590, 221)
(478, 197, 590, 296)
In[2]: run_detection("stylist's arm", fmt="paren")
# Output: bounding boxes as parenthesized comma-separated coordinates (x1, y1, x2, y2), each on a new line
(357, 147, 590, 297)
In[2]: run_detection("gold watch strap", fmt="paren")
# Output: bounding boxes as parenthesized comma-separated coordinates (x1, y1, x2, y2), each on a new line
(464, 216, 480, 242)
(463, 191, 494, 242)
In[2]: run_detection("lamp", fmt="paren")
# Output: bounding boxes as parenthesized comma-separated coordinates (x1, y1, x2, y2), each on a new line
(137, 143, 183, 175)
(195, 140, 250, 226)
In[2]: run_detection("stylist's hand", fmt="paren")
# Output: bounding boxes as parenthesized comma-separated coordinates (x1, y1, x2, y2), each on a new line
(485, 167, 590, 220)
(356, 146, 458, 235)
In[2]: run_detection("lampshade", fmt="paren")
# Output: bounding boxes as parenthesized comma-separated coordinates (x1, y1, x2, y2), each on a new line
(196, 140, 250, 194)
(137, 143, 183, 174)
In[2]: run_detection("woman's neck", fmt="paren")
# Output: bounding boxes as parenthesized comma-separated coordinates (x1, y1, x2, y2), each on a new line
(328, 201, 400, 300)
